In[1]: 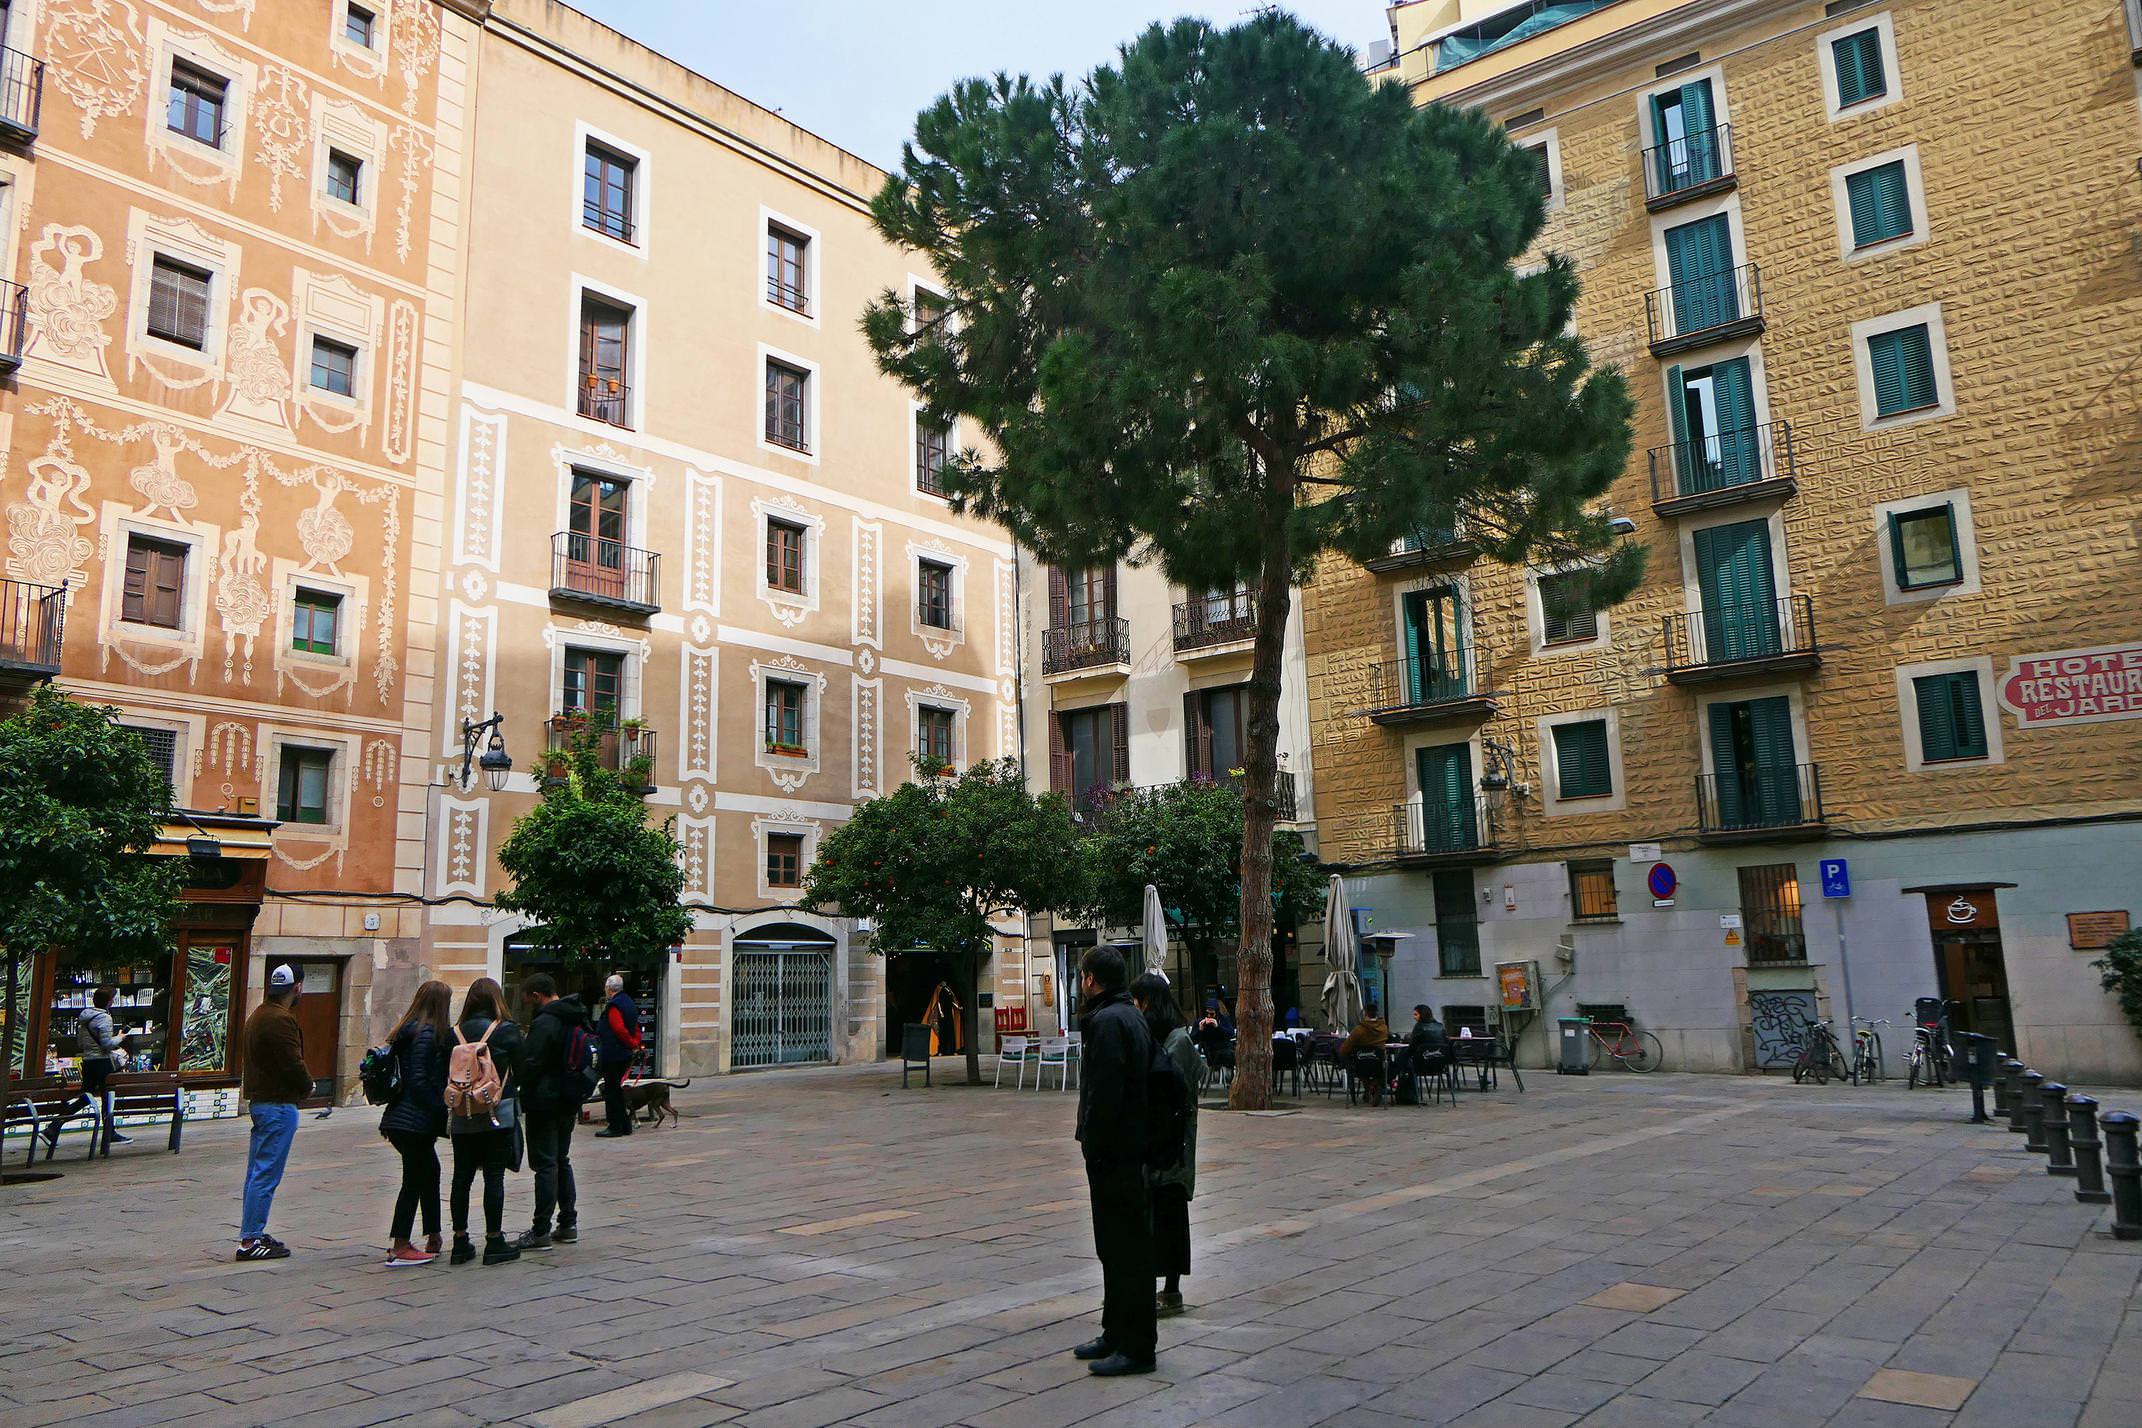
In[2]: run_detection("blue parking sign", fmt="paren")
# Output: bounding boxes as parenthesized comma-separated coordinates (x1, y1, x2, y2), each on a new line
(1820, 859, 1851, 898)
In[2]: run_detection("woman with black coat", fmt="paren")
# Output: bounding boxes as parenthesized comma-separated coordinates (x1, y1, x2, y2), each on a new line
(380, 980, 453, 1267)
(447, 977, 523, 1266)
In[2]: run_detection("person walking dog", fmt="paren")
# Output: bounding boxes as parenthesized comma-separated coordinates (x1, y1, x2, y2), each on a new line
(1070, 945, 1157, 1377)
(595, 973, 641, 1138)
(236, 965, 309, 1262)
(380, 980, 453, 1267)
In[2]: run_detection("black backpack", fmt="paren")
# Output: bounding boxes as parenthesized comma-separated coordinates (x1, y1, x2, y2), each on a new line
(358, 1041, 401, 1105)
(1145, 1037, 1190, 1172)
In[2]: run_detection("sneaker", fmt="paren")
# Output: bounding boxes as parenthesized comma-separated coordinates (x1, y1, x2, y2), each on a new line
(449, 1237, 476, 1266)
(385, 1250, 436, 1268)
(234, 1239, 289, 1262)
(514, 1230, 553, 1252)
(551, 1224, 579, 1244)
(261, 1235, 290, 1252)
(482, 1237, 522, 1266)
(105, 1131, 135, 1145)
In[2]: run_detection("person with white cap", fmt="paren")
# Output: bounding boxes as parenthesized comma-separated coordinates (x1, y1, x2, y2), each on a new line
(236, 964, 310, 1261)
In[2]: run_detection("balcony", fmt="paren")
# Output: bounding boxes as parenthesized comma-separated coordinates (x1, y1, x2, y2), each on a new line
(1195, 768, 1300, 822)
(0, 279, 24, 373)
(0, 46, 44, 145)
(1172, 593, 1256, 655)
(576, 375, 631, 428)
(1390, 798, 1498, 865)
(1643, 120, 1734, 209)
(1362, 526, 1474, 576)
(549, 532, 659, 616)
(1358, 650, 1499, 726)
(1647, 420, 1798, 517)
(1661, 594, 1821, 684)
(542, 716, 658, 793)
(0, 578, 65, 687)
(1042, 616, 1130, 678)
(1696, 762, 1826, 840)
(1646, 262, 1764, 356)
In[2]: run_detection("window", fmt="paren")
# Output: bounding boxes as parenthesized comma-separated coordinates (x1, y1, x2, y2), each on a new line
(1538, 570, 1599, 646)
(915, 419, 950, 496)
(763, 679, 807, 755)
(344, 3, 377, 47)
(1442, 1004, 1493, 1037)
(561, 647, 624, 720)
(583, 141, 636, 243)
(1888, 505, 1961, 589)
(325, 149, 362, 205)
(123, 726, 179, 794)
(1568, 861, 1618, 922)
(767, 224, 809, 314)
(764, 360, 808, 451)
(917, 559, 953, 630)
(121, 536, 187, 629)
(1845, 160, 1912, 249)
(1185, 685, 1248, 783)
(1434, 869, 1481, 976)
(1737, 863, 1805, 965)
(1913, 671, 1988, 763)
(146, 257, 213, 350)
(1525, 142, 1551, 198)
(1661, 212, 1739, 334)
(1831, 27, 1886, 108)
(1052, 703, 1126, 808)
(577, 296, 632, 427)
(1062, 567, 1113, 627)
(917, 706, 956, 769)
(1665, 356, 1761, 493)
(1648, 76, 1722, 193)
(309, 336, 357, 398)
(1868, 324, 1937, 418)
(276, 747, 334, 825)
(292, 588, 341, 655)
(765, 832, 804, 889)
(1552, 719, 1613, 800)
(166, 60, 228, 148)
(913, 289, 946, 339)
(765, 518, 805, 594)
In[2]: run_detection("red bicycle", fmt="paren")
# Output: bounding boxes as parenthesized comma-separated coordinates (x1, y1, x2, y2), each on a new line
(1584, 1018, 1664, 1073)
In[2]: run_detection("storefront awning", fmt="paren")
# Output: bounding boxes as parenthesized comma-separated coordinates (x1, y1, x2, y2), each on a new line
(149, 810, 280, 862)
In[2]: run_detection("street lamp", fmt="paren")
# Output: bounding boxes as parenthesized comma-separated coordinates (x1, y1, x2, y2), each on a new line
(460, 712, 513, 792)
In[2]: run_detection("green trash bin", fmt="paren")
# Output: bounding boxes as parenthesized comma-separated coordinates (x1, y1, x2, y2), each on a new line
(1557, 1016, 1591, 1076)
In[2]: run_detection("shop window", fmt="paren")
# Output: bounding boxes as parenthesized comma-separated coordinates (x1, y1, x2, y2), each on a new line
(765, 832, 804, 889)
(1568, 861, 1618, 922)
(47, 961, 174, 1079)
(147, 257, 213, 350)
(1738, 863, 1805, 964)
(292, 587, 342, 654)
(325, 149, 362, 205)
(1442, 1004, 1494, 1037)
(166, 59, 228, 149)
(121, 534, 188, 630)
(277, 746, 334, 825)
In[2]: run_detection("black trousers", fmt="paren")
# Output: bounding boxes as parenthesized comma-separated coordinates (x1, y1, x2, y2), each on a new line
(1152, 1182, 1191, 1278)
(600, 1064, 632, 1133)
(450, 1129, 513, 1239)
(1085, 1158, 1157, 1362)
(526, 1105, 578, 1234)
(385, 1130, 441, 1241)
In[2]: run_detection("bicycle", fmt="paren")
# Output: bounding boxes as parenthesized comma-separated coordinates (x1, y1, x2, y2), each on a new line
(1585, 1018, 1664, 1073)
(1849, 1017, 1888, 1085)
(1907, 1020, 1952, 1089)
(1791, 1020, 1849, 1085)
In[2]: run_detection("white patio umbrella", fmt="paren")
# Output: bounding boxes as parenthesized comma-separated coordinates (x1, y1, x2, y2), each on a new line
(1319, 873, 1362, 1031)
(1141, 884, 1170, 980)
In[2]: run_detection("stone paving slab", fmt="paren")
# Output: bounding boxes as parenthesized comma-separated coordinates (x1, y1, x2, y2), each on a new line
(2, 1067, 2137, 1427)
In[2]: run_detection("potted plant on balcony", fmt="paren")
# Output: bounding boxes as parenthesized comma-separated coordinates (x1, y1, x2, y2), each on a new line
(622, 753, 655, 792)
(541, 749, 570, 783)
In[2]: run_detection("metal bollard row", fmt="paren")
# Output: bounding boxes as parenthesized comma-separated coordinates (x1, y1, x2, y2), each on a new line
(2106, 1112, 2142, 1242)
(1980, 1062, 2137, 1236)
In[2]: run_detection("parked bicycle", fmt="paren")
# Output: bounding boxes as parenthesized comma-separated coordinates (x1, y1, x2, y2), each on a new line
(1849, 1016, 1888, 1085)
(1791, 1020, 1849, 1085)
(1907, 1000, 1956, 1090)
(1584, 1018, 1663, 1073)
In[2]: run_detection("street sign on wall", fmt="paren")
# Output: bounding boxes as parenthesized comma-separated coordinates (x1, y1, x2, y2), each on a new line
(1819, 859, 1851, 898)
(1997, 645, 2142, 728)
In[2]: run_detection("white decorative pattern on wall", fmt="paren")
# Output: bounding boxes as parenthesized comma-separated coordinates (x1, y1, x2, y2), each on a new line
(217, 289, 295, 434)
(251, 64, 312, 211)
(680, 644, 717, 784)
(684, 468, 721, 615)
(437, 795, 489, 899)
(452, 405, 506, 571)
(45, 0, 148, 139)
(25, 226, 119, 385)
(853, 676, 880, 800)
(383, 300, 417, 464)
(5, 454, 97, 588)
(444, 599, 496, 755)
(995, 557, 1015, 677)
(851, 517, 881, 651)
(678, 814, 715, 901)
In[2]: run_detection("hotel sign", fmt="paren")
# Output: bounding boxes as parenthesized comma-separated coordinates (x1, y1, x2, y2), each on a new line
(1997, 644, 2142, 728)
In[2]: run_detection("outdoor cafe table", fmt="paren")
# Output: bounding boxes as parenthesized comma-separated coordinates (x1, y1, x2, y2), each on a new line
(1448, 1034, 1525, 1092)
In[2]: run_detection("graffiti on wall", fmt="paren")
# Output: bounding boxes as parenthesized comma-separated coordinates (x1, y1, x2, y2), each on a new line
(1749, 989, 1820, 1070)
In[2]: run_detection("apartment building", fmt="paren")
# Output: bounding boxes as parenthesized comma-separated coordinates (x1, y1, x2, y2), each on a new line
(1307, 0, 2142, 1079)
(434, 0, 1017, 1076)
(1, 0, 483, 1107)
(1018, 553, 1320, 1034)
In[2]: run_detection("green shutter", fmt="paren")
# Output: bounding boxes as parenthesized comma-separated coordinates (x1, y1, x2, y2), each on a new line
(1415, 743, 1476, 852)
(1665, 364, 1694, 495)
(1680, 79, 1717, 183)
(1710, 358, 1757, 487)
(1869, 325, 1937, 417)
(1554, 719, 1613, 799)
(1915, 672, 1987, 762)
(1665, 214, 1735, 334)
(1707, 702, 1746, 828)
(1833, 29, 1887, 108)
(1693, 519, 1779, 662)
(1846, 161, 1912, 247)
(1746, 696, 1800, 824)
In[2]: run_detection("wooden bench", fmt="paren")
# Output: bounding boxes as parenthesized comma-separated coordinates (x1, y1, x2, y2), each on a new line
(3, 1073, 185, 1163)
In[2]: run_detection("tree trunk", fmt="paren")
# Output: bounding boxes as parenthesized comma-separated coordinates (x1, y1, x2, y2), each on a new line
(1228, 498, 1295, 1110)
(961, 947, 983, 1086)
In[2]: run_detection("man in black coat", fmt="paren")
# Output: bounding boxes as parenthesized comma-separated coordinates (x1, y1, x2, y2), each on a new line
(514, 974, 591, 1251)
(1071, 944, 1157, 1376)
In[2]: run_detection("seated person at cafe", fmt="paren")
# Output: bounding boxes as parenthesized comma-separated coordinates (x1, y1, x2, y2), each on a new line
(1395, 1004, 1448, 1085)
(1193, 1004, 1236, 1072)
(1337, 1003, 1391, 1103)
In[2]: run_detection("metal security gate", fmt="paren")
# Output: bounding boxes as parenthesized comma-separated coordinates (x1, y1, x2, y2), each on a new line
(730, 924, 835, 1069)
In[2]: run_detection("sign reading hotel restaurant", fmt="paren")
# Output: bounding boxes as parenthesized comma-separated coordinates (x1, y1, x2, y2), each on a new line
(1997, 644, 2142, 728)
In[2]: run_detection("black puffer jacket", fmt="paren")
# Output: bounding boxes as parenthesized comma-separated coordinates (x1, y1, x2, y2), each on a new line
(447, 1013, 523, 1135)
(379, 1023, 448, 1138)
(1075, 989, 1152, 1168)
(517, 996, 592, 1113)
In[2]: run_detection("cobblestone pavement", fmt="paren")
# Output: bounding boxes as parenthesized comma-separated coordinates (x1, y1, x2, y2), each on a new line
(3, 1065, 2138, 1428)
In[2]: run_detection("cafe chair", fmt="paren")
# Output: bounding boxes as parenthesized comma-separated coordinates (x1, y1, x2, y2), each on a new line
(1035, 1036, 1072, 1092)
(994, 1036, 1032, 1090)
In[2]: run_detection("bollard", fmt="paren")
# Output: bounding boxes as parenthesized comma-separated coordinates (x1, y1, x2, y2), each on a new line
(2040, 1082, 2075, 1176)
(2068, 1096, 2110, 1205)
(2005, 1062, 2030, 1134)
(2022, 1072, 2048, 1152)
(2102, 1112, 2142, 1241)
(1991, 1054, 2014, 1118)
(1962, 1034, 1992, 1125)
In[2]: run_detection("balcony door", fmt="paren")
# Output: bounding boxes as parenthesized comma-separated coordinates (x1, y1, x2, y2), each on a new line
(1184, 685, 1247, 784)
(1707, 696, 1798, 829)
(1651, 76, 1718, 192)
(1663, 213, 1737, 334)
(1692, 518, 1779, 661)
(566, 472, 628, 600)
(562, 648, 623, 720)
(1667, 358, 1758, 495)
(578, 297, 631, 425)
(1401, 586, 1465, 703)
(1414, 742, 1476, 854)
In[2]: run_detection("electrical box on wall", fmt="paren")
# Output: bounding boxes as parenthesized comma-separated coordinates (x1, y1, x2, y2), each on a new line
(1495, 959, 1541, 1013)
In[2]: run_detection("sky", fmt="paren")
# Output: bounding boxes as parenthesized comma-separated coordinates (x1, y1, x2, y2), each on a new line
(568, 1, 1391, 170)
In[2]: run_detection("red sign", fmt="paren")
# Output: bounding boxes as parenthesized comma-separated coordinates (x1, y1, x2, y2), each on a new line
(1998, 645, 2142, 729)
(993, 1006, 1028, 1033)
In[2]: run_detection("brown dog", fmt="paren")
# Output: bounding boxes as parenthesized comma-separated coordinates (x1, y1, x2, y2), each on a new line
(626, 1078, 691, 1128)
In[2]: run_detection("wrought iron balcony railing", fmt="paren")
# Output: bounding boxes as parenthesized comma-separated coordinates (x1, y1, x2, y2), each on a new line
(1042, 616, 1130, 675)
(1391, 797, 1497, 862)
(1172, 593, 1256, 652)
(1648, 419, 1796, 508)
(1661, 594, 1819, 680)
(1359, 648, 1497, 724)
(1643, 120, 1734, 207)
(577, 375, 631, 428)
(1696, 762, 1824, 836)
(0, 46, 44, 143)
(0, 279, 25, 372)
(1646, 261, 1764, 354)
(550, 532, 659, 614)
(543, 715, 658, 791)
(0, 578, 65, 679)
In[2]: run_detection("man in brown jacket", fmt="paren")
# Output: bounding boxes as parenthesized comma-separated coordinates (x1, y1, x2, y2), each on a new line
(237, 965, 310, 1261)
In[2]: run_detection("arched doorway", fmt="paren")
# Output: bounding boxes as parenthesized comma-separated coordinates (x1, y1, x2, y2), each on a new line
(730, 922, 835, 1069)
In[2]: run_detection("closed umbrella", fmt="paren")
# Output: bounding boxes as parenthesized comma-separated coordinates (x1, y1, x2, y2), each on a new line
(1319, 873, 1361, 1032)
(1141, 884, 1170, 980)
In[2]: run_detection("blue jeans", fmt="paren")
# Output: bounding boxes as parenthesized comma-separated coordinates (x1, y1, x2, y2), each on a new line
(241, 1102, 298, 1241)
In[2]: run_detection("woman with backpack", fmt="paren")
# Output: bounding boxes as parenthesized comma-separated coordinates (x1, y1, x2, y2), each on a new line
(379, 980, 453, 1267)
(1131, 972, 1203, 1319)
(447, 977, 522, 1266)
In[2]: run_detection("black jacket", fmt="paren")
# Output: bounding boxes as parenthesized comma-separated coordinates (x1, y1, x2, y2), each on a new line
(517, 996, 590, 1112)
(1075, 989, 1152, 1168)
(1408, 1017, 1448, 1059)
(447, 1013, 523, 1134)
(379, 1023, 448, 1138)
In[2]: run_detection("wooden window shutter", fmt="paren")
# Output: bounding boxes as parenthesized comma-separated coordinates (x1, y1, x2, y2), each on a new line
(1101, 565, 1118, 620)
(151, 547, 184, 628)
(121, 543, 150, 623)
(1109, 702, 1130, 787)
(1047, 566, 1068, 627)
(1182, 691, 1216, 781)
(1048, 710, 1070, 793)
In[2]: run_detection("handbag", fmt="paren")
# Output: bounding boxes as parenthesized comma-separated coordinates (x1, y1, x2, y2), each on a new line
(491, 1093, 520, 1131)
